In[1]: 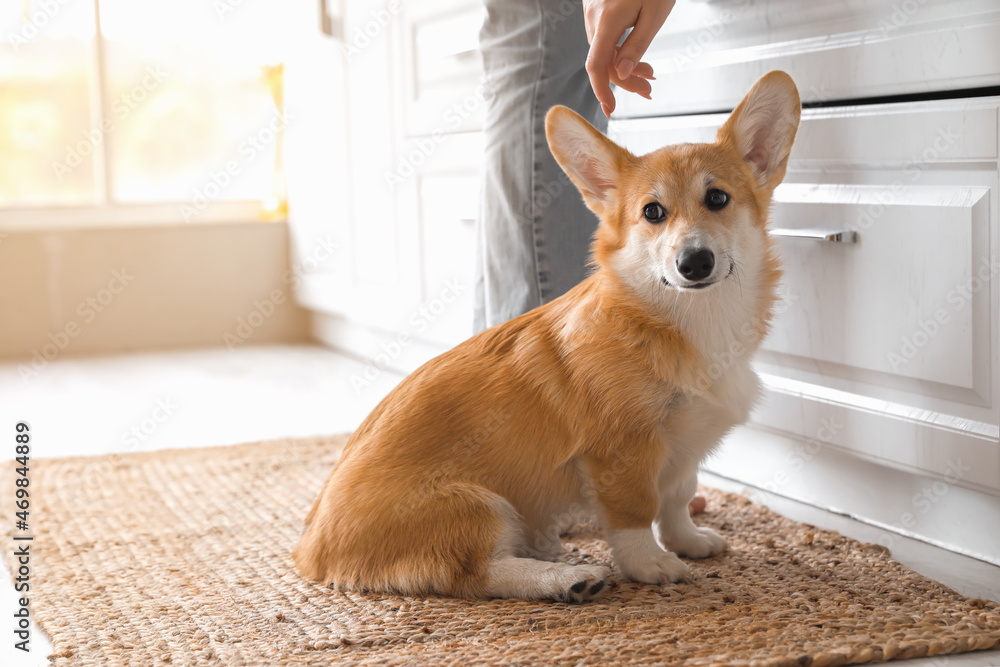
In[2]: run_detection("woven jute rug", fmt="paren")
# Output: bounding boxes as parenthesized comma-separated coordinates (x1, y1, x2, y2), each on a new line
(3, 435, 999, 666)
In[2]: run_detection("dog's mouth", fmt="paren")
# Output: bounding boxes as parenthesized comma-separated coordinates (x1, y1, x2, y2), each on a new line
(660, 260, 735, 291)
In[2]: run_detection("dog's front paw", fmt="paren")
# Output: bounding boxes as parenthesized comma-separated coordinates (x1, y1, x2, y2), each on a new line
(664, 526, 726, 559)
(619, 550, 691, 585)
(609, 528, 692, 585)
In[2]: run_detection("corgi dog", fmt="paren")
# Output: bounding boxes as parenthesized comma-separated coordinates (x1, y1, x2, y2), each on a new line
(294, 71, 800, 602)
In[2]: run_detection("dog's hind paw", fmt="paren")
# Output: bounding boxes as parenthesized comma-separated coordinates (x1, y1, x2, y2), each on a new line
(557, 565, 611, 603)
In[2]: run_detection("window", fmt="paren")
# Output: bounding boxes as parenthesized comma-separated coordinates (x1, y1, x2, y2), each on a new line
(0, 0, 292, 225)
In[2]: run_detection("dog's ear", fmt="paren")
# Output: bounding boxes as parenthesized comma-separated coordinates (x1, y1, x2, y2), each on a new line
(717, 71, 801, 191)
(546, 106, 630, 217)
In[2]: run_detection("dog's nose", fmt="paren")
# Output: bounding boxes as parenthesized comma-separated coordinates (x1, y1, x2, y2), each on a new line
(676, 248, 715, 281)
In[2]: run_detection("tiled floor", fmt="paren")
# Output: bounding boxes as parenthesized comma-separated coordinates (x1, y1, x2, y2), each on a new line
(1, 344, 998, 666)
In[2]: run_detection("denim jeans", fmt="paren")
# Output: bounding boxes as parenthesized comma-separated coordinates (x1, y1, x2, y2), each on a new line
(473, 0, 608, 333)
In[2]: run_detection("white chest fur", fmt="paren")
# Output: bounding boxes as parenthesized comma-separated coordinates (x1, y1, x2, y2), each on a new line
(672, 280, 766, 426)
(659, 360, 762, 476)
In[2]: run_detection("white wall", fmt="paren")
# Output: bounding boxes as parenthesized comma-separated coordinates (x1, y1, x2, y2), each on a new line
(0, 221, 310, 362)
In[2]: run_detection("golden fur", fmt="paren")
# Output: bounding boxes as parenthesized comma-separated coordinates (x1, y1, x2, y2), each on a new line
(294, 71, 801, 601)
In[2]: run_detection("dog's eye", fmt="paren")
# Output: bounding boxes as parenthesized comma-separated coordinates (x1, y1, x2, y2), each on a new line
(705, 189, 730, 211)
(642, 202, 666, 223)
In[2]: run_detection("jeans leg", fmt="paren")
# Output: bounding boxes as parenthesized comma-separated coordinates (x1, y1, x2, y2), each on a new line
(474, 0, 607, 333)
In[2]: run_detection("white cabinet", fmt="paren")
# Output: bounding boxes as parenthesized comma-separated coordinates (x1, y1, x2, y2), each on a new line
(613, 96, 1000, 558)
(290, 0, 484, 361)
(611, 0, 1000, 562)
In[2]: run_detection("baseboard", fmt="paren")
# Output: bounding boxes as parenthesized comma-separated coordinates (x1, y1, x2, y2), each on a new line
(309, 311, 446, 380)
(708, 424, 1000, 566)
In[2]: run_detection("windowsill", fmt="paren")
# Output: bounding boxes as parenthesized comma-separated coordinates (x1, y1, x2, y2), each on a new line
(0, 201, 285, 231)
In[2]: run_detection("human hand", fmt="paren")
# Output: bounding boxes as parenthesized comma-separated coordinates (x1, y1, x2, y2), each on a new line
(583, 0, 675, 117)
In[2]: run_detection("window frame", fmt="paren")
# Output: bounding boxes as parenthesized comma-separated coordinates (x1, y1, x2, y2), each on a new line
(0, 0, 283, 230)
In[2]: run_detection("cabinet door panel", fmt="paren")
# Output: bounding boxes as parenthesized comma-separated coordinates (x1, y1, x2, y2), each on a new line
(766, 183, 989, 398)
(396, 131, 482, 348)
(417, 170, 478, 346)
(401, 1, 485, 137)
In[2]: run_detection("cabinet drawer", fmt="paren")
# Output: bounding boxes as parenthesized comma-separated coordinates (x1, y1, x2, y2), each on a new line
(400, 0, 485, 137)
(611, 98, 997, 399)
(615, 0, 1000, 117)
(610, 97, 1000, 492)
(766, 182, 990, 400)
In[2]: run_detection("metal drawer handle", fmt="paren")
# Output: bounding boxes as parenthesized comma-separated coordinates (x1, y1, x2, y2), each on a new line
(770, 228, 857, 243)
